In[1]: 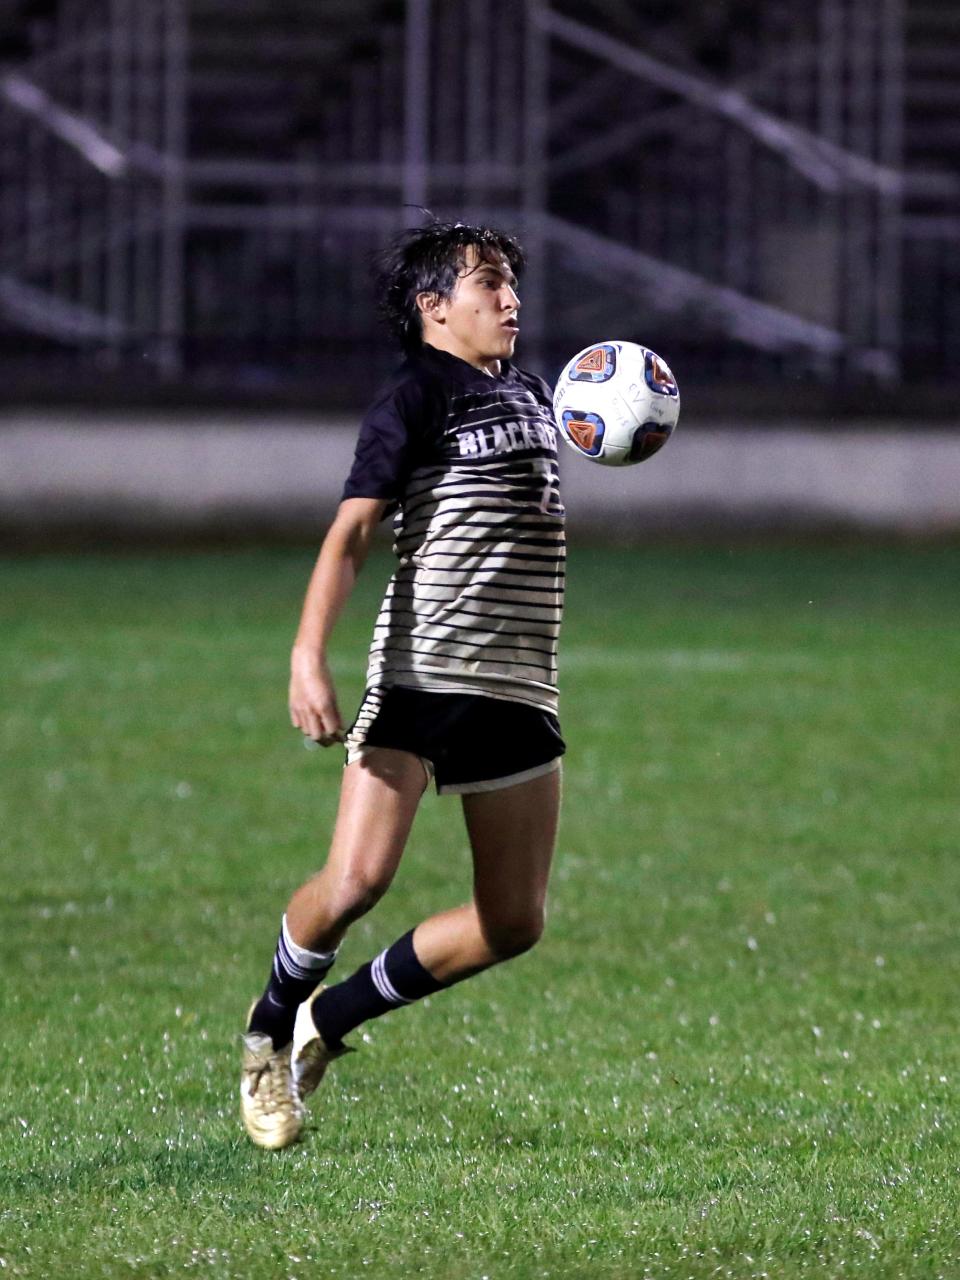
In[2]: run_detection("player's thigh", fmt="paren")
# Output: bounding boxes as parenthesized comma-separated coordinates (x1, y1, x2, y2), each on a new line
(462, 765, 562, 921)
(324, 747, 428, 892)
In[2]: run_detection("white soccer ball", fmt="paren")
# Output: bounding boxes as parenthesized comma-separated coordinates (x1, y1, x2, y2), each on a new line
(552, 340, 680, 466)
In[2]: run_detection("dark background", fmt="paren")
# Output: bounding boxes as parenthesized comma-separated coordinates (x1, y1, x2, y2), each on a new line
(1, 0, 957, 418)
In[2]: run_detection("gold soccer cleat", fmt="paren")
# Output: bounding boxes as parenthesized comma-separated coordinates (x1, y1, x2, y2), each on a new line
(240, 1031, 305, 1150)
(292, 986, 353, 1099)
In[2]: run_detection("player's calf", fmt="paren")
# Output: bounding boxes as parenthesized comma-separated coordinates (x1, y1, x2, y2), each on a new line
(299, 928, 448, 1067)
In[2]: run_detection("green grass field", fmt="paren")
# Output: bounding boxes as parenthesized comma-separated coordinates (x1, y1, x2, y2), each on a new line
(2, 542, 959, 1279)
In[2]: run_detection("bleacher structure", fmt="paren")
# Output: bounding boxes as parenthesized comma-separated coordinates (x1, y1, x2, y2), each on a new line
(0, 0, 958, 404)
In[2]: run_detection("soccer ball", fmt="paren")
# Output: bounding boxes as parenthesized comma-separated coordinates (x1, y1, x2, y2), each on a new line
(552, 341, 680, 466)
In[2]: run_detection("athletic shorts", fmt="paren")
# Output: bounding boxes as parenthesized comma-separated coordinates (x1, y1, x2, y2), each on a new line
(344, 685, 565, 795)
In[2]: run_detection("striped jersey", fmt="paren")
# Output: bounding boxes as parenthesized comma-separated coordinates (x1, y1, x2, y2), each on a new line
(342, 345, 565, 714)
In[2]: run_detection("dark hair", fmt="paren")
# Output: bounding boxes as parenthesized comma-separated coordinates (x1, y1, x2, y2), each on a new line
(374, 220, 525, 353)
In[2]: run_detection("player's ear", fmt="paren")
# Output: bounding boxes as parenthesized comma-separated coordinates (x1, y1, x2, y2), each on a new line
(416, 291, 445, 325)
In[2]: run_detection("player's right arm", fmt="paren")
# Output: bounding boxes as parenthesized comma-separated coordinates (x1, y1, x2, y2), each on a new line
(289, 496, 387, 745)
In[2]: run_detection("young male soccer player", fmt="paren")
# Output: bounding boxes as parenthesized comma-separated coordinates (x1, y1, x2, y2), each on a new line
(240, 221, 566, 1149)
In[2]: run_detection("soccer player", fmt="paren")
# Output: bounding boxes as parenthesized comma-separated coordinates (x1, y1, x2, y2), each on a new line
(240, 221, 566, 1149)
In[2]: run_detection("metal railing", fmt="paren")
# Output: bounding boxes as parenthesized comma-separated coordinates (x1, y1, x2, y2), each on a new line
(0, 0, 957, 401)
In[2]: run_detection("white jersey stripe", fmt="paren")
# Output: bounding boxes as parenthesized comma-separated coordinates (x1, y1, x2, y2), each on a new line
(356, 354, 564, 713)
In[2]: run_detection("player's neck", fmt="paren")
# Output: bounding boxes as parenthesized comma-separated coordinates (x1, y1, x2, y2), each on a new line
(423, 336, 500, 377)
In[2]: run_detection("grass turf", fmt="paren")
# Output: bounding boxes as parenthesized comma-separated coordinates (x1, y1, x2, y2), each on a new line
(1, 542, 959, 1279)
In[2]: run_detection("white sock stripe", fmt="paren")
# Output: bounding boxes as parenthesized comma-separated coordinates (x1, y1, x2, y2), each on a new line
(277, 943, 332, 983)
(371, 950, 409, 1005)
(281, 915, 338, 969)
(277, 916, 337, 981)
(277, 946, 324, 983)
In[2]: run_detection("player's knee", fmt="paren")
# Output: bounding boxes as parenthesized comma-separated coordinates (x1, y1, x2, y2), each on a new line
(482, 908, 545, 961)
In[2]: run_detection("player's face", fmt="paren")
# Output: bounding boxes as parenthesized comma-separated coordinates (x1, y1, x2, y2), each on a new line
(420, 246, 521, 373)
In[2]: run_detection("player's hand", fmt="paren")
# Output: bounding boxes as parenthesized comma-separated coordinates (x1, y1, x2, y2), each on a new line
(289, 647, 345, 747)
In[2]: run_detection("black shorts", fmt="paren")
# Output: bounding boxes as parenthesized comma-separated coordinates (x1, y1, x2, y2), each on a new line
(344, 686, 565, 795)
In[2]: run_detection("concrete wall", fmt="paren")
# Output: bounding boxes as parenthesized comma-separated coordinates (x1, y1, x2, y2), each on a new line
(3, 410, 960, 543)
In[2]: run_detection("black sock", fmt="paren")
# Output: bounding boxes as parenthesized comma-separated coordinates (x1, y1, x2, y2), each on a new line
(311, 929, 446, 1049)
(247, 915, 337, 1049)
